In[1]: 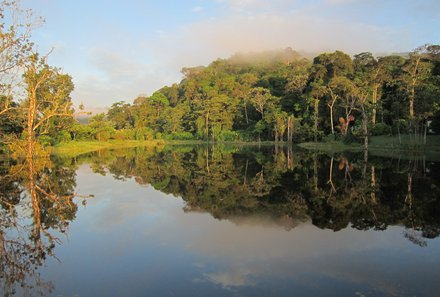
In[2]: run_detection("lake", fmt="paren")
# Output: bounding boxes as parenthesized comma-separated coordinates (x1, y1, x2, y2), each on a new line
(1, 144, 439, 296)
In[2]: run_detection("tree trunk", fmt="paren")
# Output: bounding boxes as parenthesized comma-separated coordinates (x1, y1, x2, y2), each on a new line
(410, 86, 415, 118)
(27, 90, 36, 159)
(409, 56, 420, 118)
(372, 84, 378, 125)
(244, 103, 249, 124)
(205, 146, 210, 174)
(288, 116, 294, 142)
(314, 99, 319, 142)
(329, 105, 334, 135)
(362, 107, 369, 152)
(205, 112, 209, 141)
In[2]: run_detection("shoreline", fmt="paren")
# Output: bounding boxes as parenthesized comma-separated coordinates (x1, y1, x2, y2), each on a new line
(50, 135, 440, 159)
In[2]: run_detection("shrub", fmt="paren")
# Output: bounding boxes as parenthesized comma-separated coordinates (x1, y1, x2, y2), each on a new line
(165, 131, 195, 140)
(114, 129, 135, 140)
(371, 123, 392, 136)
(217, 130, 239, 142)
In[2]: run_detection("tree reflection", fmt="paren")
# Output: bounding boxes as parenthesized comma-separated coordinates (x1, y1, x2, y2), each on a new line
(0, 151, 86, 296)
(84, 145, 440, 244)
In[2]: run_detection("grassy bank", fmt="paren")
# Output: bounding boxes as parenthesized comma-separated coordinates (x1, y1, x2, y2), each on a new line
(298, 135, 440, 160)
(299, 135, 440, 151)
(52, 140, 164, 157)
(52, 135, 440, 159)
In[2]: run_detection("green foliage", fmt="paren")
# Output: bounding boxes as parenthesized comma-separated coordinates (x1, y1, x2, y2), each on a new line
(294, 123, 322, 142)
(71, 123, 94, 140)
(107, 101, 134, 129)
(164, 131, 195, 141)
(4, 44, 440, 146)
(38, 135, 54, 147)
(371, 123, 392, 136)
(217, 130, 240, 142)
(135, 127, 154, 140)
(114, 129, 135, 140)
(54, 131, 72, 144)
(88, 113, 115, 141)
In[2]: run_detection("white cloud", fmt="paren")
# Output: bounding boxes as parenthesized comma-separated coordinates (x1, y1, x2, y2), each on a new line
(191, 6, 204, 13)
(69, 0, 432, 108)
(154, 10, 403, 66)
(72, 47, 175, 108)
(74, 7, 409, 108)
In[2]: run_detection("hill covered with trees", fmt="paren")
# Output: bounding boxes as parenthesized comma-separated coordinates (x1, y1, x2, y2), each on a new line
(70, 45, 440, 147)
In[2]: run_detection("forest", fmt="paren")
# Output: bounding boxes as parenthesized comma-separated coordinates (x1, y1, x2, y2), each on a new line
(0, 0, 440, 154)
(3, 46, 440, 152)
(95, 46, 440, 146)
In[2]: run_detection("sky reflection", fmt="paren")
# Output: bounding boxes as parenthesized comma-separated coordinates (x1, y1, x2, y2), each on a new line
(38, 163, 440, 297)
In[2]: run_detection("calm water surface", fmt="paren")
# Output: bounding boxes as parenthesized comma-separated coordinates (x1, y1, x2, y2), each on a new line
(1, 145, 440, 296)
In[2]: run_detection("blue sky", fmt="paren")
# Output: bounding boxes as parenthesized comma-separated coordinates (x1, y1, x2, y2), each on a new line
(21, 0, 440, 110)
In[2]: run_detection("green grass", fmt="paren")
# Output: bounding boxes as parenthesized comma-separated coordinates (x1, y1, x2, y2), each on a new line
(52, 135, 440, 159)
(299, 135, 440, 152)
(52, 140, 164, 157)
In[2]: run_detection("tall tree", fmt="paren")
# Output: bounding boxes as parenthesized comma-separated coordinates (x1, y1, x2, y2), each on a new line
(23, 54, 74, 154)
(403, 45, 432, 118)
(307, 82, 326, 141)
(107, 101, 134, 129)
(327, 76, 353, 135)
(248, 87, 275, 118)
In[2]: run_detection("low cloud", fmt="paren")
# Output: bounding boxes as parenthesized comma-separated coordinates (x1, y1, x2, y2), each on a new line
(182, 13, 399, 55)
(68, 0, 437, 108)
(142, 9, 404, 86)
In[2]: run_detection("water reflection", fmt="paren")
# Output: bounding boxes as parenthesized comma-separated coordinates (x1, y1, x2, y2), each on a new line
(78, 144, 440, 244)
(1, 144, 439, 296)
(0, 155, 87, 296)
